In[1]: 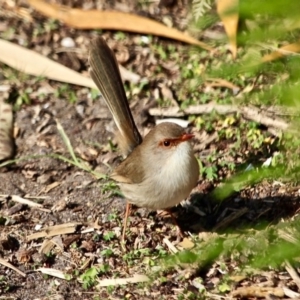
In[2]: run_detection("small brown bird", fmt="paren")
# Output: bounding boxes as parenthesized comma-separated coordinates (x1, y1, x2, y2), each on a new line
(89, 37, 199, 242)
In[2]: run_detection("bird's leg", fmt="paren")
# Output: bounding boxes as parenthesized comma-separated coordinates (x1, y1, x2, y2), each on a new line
(159, 209, 184, 237)
(121, 202, 131, 243)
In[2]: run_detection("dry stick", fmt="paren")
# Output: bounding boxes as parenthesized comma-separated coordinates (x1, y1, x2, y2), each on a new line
(0, 258, 26, 277)
(97, 274, 149, 287)
(163, 238, 178, 253)
(265, 105, 300, 117)
(285, 260, 300, 291)
(213, 207, 249, 231)
(149, 105, 289, 136)
(150, 104, 237, 117)
(0, 194, 51, 213)
(240, 106, 288, 130)
(283, 286, 300, 298)
(278, 229, 298, 244)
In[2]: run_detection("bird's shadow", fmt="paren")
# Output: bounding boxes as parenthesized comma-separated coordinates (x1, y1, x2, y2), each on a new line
(167, 188, 300, 236)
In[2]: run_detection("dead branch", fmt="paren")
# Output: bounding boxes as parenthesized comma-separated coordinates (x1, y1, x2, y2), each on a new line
(149, 104, 289, 135)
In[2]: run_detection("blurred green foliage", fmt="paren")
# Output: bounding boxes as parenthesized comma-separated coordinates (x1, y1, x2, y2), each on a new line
(162, 0, 300, 284)
(196, 0, 300, 196)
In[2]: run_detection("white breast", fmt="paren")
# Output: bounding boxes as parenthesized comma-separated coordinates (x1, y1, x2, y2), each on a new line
(120, 141, 199, 210)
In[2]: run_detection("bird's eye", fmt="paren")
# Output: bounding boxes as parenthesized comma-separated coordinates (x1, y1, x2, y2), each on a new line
(163, 140, 171, 147)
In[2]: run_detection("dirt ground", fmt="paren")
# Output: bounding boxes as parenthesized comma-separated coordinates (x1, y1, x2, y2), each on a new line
(1, 0, 300, 299)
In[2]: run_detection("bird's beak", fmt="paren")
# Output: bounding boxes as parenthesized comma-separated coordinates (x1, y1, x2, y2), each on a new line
(179, 133, 194, 142)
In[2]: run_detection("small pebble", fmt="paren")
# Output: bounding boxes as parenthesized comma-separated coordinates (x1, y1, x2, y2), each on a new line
(61, 37, 75, 48)
(35, 224, 42, 231)
(140, 36, 150, 44)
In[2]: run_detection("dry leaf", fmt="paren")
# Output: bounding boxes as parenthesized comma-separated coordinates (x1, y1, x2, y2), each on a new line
(38, 268, 69, 279)
(0, 39, 140, 88)
(118, 64, 141, 83)
(39, 239, 55, 254)
(39, 236, 64, 254)
(27, 0, 212, 50)
(262, 42, 300, 62)
(16, 249, 35, 264)
(231, 286, 284, 298)
(217, 0, 239, 58)
(0, 38, 97, 88)
(51, 198, 67, 212)
(178, 238, 195, 249)
(229, 275, 246, 282)
(0, 101, 14, 160)
(51, 235, 64, 251)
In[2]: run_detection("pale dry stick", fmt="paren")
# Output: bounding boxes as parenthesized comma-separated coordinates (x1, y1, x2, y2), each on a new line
(97, 274, 149, 287)
(37, 268, 66, 279)
(10, 195, 43, 207)
(282, 286, 300, 298)
(265, 105, 300, 117)
(0, 258, 26, 277)
(0, 194, 51, 212)
(163, 237, 178, 253)
(278, 229, 298, 244)
(240, 106, 288, 131)
(149, 104, 289, 136)
(149, 104, 237, 117)
(285, 260, 300, 291)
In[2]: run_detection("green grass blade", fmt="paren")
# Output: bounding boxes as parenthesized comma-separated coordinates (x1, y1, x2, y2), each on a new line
(55, 119, 79, 165)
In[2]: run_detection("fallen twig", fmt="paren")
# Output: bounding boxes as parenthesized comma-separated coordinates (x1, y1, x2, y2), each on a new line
(240, 106, 288, 130)
(27, 222, 80, 241)
(149, 104, 289, 136)
(163, 237, 178, 253)
(0, 194, 51, 212)
(283, 286, 300, 298)
(285, 260, 300, 291)
(96, 274, 149, 287)
(0, 258, 26, 277)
